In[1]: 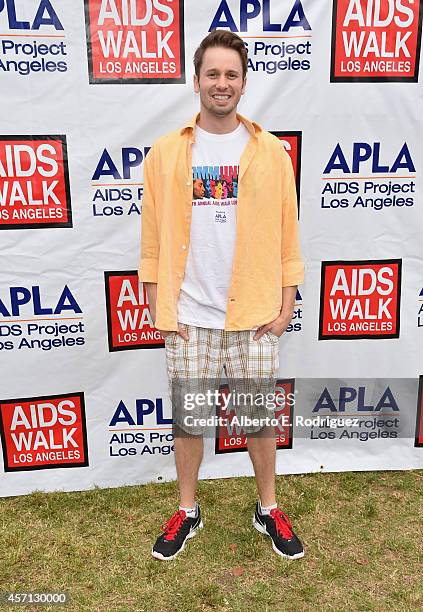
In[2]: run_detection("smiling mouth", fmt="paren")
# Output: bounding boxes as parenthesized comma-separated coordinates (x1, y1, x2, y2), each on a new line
(212, 94, 231, 101)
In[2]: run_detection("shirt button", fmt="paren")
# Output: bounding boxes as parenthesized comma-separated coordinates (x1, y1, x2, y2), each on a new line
(186, 181, 191, 186)
(182, 245, 187, 250)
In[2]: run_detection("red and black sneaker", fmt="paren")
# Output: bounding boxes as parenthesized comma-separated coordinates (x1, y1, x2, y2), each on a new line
(151, 505, 203, 561)
(253, 502, 304, 559)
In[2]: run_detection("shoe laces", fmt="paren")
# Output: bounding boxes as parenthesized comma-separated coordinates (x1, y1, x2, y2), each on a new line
(162, 510, 187, 541)
(269, 508, 294, 540)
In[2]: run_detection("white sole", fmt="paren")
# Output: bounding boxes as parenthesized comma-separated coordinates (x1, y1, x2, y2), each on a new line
(151, 520, 203, 561)
(253, 518, 305, 559)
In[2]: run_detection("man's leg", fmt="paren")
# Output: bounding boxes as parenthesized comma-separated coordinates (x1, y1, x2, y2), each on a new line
(174, 429, 203, 508)
(246, 428, 276, 507)
(151, 326, 223, 560)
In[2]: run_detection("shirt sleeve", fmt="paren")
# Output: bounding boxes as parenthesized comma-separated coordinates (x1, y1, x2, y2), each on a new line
(281, 149, 305, 287)
(138, 145, 159, 283)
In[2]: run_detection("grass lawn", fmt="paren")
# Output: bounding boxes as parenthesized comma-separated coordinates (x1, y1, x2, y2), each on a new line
(0, 470, 422, 611)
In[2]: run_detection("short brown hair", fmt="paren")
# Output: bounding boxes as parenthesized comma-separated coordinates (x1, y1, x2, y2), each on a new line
(193, 30, 248, 79)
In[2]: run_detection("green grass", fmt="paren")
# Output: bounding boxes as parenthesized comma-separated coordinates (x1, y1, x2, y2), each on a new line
(0, 470, 422, 611)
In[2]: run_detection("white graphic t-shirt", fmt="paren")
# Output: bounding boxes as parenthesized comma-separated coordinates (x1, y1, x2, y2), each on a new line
(177, 122, 250, 328)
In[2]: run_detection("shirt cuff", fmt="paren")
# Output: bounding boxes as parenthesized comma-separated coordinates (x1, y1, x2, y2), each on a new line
(138, 258, 159, 283)
(282, 261, 305, 287)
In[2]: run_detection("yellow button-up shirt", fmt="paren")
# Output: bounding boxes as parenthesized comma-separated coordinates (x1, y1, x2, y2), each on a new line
(138, 113, 304, 331)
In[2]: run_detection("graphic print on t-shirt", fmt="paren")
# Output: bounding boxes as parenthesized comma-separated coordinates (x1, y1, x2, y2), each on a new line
(192, 166, 238, 222)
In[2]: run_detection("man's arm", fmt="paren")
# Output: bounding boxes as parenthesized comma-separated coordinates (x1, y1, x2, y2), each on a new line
(254, 149, 304, 340)
(145, 282, 157, 323)
(138, 146, 160, 285)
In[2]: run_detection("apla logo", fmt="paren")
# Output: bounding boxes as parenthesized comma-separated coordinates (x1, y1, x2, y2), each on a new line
(109, 397, 173, 457)
(319, 259, 402, 339)
(84, 0, 185, 84)
(271, 131, 302, 215)
(313, 385, 399, 412)
(0, 135, 72, 229)
(215, 379, 294, 454)
(330, 0, 422, 82)
(91, 145, 150, 218)
(321, 141, 416, 212)
(104, 271, 163, 351)
(415, 376, 423, 447)
(0, 392, 89, 471)
(0, 0, 68, 76)
(0, 284, 85, 352)
(310, 383, 400, 442)
(209, 1, 312, 75)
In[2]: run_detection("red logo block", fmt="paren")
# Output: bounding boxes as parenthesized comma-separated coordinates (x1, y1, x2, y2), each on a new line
(215, 379, 294, 454)
(84, 0, 185, 84)
(271, 131, 302, 215)
(319, 259, 402, 339)
(331, 0, 422, 82)
(0, 393, 88, 471)
(104, 271, 164, 351)
(0, 136, 72, 230)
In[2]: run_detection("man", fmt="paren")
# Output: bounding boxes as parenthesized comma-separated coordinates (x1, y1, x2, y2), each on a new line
(139, 30, 304, 561)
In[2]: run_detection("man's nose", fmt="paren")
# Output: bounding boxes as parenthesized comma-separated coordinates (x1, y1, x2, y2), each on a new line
(216, 75, 228, 89)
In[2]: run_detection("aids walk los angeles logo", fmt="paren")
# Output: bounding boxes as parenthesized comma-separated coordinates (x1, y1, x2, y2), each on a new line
(0, 0, 69, 77)
(84, 0, 185, 84)
(331, 0, 423, 82)
(0, 135, 72, 230)
(208, 0, 312, 76)
(271, 131, 302, 214)
(0, 392, 89, 471)
(104, 271, 163, 351)
(319, 259, 402, 340)
(415, 376, 423, 447)
(321, 140, 416, 214)
(215, 379, 295, 454)
(90, 144, 150, 220)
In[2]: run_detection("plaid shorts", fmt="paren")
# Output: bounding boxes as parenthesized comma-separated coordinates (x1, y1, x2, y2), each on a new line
(165, 324, 279, 435)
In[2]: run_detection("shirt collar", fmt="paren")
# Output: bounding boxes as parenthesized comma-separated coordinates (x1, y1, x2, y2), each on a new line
(181, 112, 261, 142)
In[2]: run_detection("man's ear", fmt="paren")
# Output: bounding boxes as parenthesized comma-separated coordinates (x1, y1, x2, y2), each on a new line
(193, 73, 200, 93)
(241, 76, 247, 95)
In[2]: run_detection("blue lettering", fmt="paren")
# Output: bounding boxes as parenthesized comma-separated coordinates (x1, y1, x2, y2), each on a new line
(323, 144, 350, 174)
(110, 400, 136, 427)
(313, 387, 337, 412)
(33, 0, 63, 30)
(0, 0, 63, 30)
(93, 149, 121, 180)
(54, 285, 82, 314)
(240, 1, 261, 32)
(136, 399, 156, 425)
(283, 0, 311, 31)
(339, 387, 357, 412)
(391, 143, 415, 173)
(375, 387, 399, 412)
(209, 0, 238, 31)
(122, 147, 144, 179)
(352, 143, 372, 173)
(209, 0, 311, 33)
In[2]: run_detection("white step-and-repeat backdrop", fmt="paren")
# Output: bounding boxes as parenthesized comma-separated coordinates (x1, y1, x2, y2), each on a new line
(1, 0, 422, 497)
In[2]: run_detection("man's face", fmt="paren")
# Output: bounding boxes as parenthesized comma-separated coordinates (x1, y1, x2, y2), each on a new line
(193, 179, 205, 199)
(194, 46, 246, 118)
